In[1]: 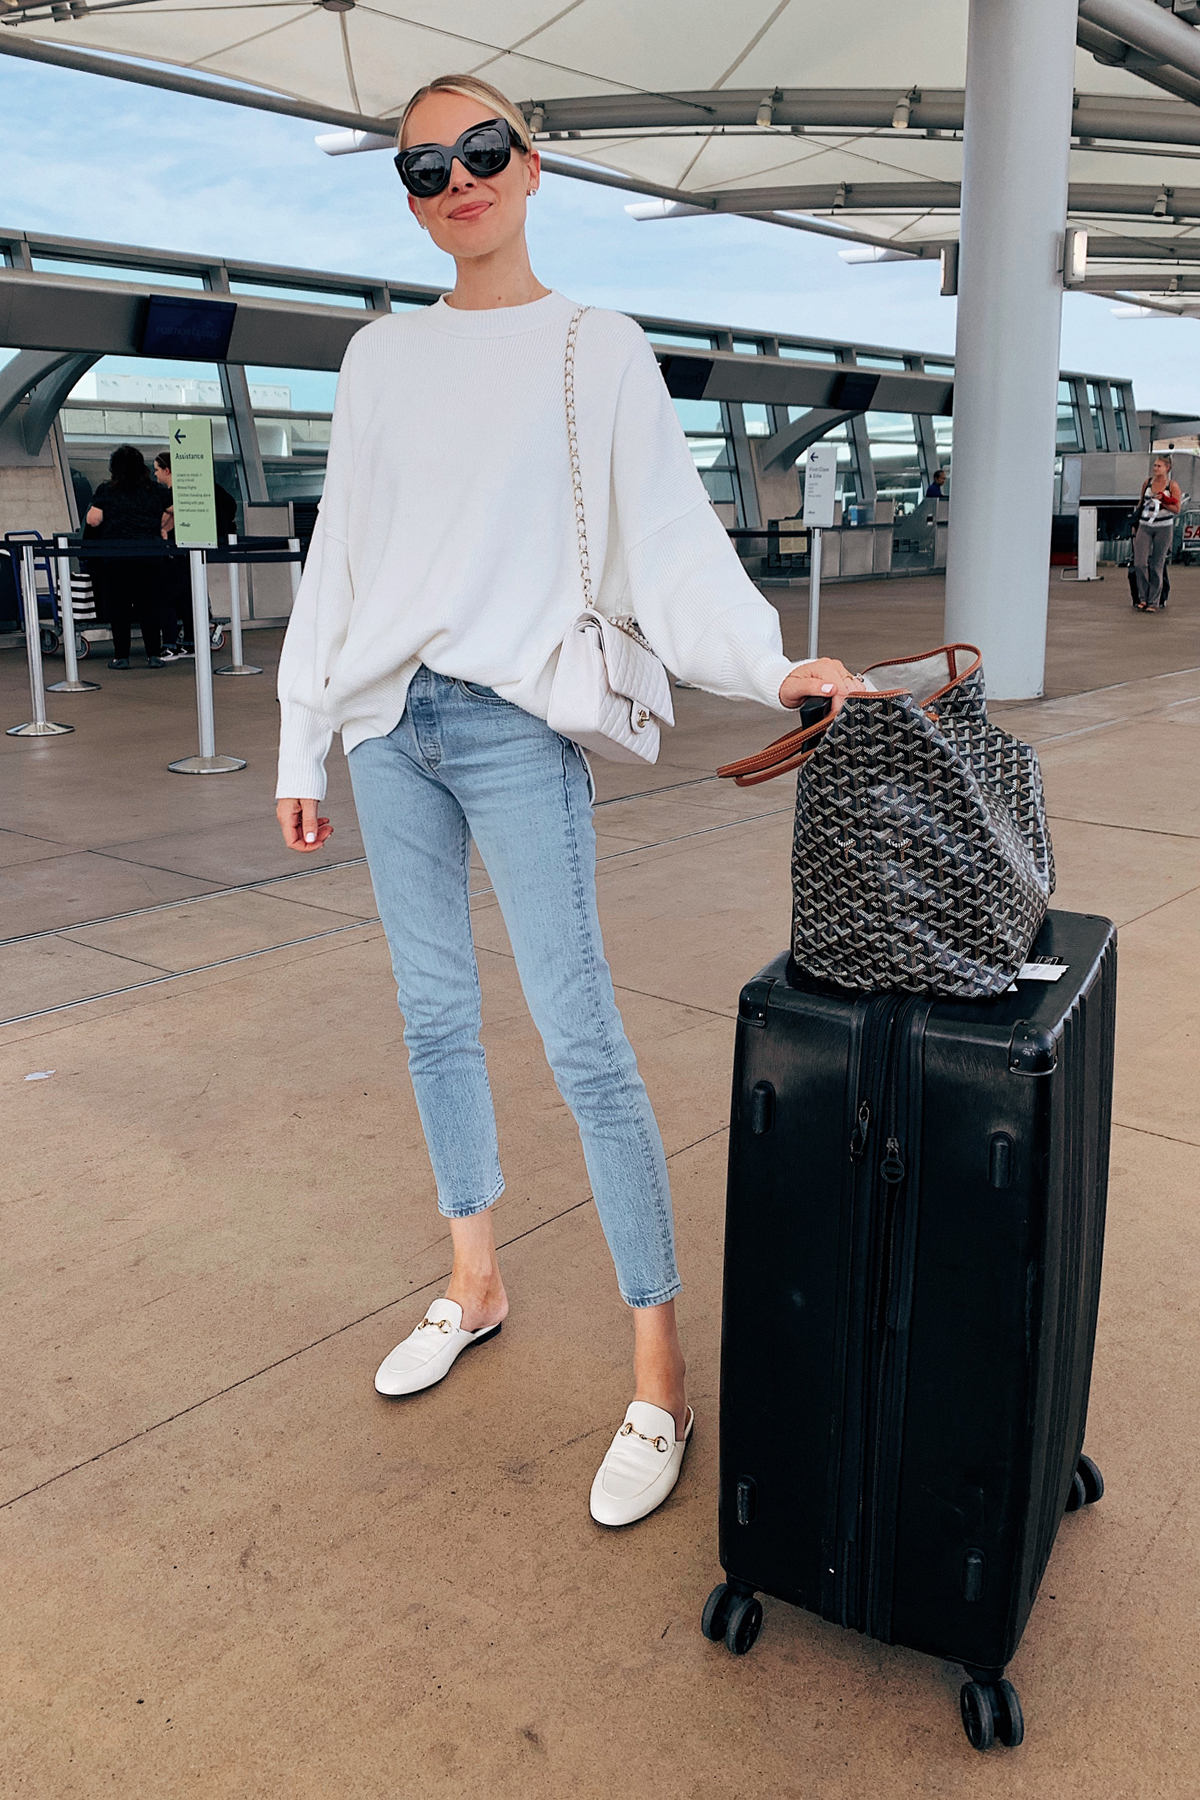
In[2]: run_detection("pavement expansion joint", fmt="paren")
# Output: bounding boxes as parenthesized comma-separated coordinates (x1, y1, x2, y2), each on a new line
(0, 919, 383, 1029)
(1114, 1120, 1200, 1151)
(1046, 814, 1200, 841)
(0, 1123, 727, 1514)
(0, 854, 374, 949)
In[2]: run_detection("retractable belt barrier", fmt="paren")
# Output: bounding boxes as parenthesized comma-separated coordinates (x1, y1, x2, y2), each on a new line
(215, 535, 263, 678)
(51, 536, 101, 694)
(43, 536, 304, 773)
(7, 543, 73, 738)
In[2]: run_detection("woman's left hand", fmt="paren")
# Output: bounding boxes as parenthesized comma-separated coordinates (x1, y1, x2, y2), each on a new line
(779, 658, 866, 714)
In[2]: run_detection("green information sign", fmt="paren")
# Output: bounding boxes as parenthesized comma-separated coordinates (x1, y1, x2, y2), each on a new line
(168, 416, 217, 548)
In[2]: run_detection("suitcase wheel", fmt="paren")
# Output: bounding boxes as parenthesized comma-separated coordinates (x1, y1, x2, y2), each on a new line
(723, 1593, 763, 1657)
(701, 1583, 734, 1642)
(960, 1678, 1024, 1752)
(1065, 1453, 1105, 1513)
(701, 1583, 763, 1656)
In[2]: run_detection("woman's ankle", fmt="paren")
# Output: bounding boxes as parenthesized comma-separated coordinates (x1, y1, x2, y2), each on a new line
(444, 1271, 508, 1332)
(631, 1300, 687, 1435)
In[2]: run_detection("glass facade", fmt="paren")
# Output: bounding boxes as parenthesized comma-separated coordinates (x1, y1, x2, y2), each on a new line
(12, 232, 1143, 544)
(645, 329, 715, 348)
(778, 344, 839, 363)
(1057, 380, 1083, 451)
(1086, 382, 1109, 451)
(31, 256, 204, 289)
(672, 398, 737, 507)
(229, 279, 369, 309)
(864, 411, 924, 513)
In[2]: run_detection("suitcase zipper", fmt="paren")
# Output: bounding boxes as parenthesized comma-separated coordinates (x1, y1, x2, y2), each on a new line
(849, 1102, 871, 1161)
(830, 996, 928, 1638)
(864, 999, 929, 1642)
(832, 997, 900, 1631)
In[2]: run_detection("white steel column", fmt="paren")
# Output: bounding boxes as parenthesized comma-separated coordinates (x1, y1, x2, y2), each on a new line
(944, 0, 1078, 698)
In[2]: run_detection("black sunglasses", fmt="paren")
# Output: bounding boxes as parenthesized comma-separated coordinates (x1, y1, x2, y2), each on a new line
(395, 117, 525, 198)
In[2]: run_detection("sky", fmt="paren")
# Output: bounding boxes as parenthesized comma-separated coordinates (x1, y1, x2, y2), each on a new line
(3, 54, 1199, 415)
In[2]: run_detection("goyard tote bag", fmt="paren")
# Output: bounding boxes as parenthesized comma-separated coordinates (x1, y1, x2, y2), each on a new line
(717, 644, 1055, 998)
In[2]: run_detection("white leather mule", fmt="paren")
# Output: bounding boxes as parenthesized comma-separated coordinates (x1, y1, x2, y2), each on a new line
(374, 1297, 502, 1398)
(589, 1401, 694, 1527)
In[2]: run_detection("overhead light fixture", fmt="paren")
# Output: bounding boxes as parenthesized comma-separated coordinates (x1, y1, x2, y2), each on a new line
(526, 105, 545, 136)
(315, 128, 394, 154)
(832, 181, 847, 210)
(1063, 226, 1089, 286)
(318, 0, 356, 12)
(1153, 187, 1170, 217)
(755, 93, 775, 129)
(625, 199, 709, 221)
(891, 97, 911, 130)
(51, 0, 89, 15)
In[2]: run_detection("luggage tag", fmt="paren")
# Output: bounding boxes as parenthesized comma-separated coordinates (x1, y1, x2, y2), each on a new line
(1006, 956, 1068, 994)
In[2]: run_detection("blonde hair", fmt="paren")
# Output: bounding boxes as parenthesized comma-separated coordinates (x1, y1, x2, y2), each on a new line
(398, 74, 531, 152)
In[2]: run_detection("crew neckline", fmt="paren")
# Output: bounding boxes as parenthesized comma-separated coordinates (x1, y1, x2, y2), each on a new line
(425, 289, 573, 337)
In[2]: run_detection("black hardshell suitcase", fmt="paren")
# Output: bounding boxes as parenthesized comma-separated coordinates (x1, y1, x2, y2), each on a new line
(703, 910, 1117, 1752)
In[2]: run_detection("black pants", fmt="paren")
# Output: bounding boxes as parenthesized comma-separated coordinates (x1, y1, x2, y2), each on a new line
(93, 562, 166, 659)
(161, 556, 192, 645)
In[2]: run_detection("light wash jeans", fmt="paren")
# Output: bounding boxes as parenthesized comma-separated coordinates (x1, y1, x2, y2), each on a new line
(348, 667, 680, 1308)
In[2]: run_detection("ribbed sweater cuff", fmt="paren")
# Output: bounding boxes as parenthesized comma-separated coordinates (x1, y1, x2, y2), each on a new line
(276, 702, 335, 801)
(760, 651, 807, 711)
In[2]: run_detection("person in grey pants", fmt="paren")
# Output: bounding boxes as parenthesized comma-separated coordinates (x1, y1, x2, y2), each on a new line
(1133, 456, 1181, 611)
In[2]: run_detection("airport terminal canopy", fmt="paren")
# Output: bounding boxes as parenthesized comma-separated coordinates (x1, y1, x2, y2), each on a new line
(7, 0, 1200, 308)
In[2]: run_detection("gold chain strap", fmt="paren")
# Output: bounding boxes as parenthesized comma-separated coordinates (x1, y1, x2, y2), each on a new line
(564, 309, 654, 656)
(564, 305, 593, 610)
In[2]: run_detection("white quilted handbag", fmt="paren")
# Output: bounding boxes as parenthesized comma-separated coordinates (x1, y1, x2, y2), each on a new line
(546, 307, 675, 764)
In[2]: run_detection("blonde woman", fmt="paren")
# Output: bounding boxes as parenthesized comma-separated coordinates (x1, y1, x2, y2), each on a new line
(275, 74, 861, 1527)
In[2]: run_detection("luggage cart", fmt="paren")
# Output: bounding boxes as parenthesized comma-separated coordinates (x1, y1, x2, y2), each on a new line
(4, 530, 64, 654)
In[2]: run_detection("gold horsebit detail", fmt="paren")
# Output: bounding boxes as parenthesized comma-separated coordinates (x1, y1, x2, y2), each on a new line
(619, 1421, 670, 1453)
(417, 1315, 453, 1334)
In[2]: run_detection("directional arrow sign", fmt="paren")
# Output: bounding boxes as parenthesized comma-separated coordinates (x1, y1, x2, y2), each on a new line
(168, 416, 217, 549)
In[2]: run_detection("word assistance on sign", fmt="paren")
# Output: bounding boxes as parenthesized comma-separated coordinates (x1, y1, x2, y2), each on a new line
(168, 416, 218, 549)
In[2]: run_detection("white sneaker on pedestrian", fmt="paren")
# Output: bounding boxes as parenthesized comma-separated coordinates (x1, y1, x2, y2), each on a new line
(589, 1401, 694, 1527)
(373, 1297, 502, 1398)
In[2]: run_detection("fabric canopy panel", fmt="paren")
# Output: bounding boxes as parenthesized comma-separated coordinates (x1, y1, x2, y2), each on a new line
(7, 0, 1200, 300)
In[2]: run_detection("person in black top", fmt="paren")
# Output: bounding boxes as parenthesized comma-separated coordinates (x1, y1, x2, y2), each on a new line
(70, 466, 93, 526)
(154, 450, 239, 655)
(85, 444, 171, 667)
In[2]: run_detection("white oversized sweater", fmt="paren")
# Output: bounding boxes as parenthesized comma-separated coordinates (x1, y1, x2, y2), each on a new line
(276, 289, 801, 800)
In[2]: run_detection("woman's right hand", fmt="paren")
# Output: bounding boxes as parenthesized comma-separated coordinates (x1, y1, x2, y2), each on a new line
(778, 657, 866, 714)
(277, 797, 333, 852)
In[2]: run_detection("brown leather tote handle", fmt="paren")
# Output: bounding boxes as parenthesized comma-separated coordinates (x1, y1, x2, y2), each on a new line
(716, 642, 983, 787)
(716, 714, 832, 786)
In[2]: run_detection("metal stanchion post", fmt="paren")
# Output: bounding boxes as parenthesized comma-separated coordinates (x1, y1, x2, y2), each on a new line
(807, 526, 822, 661)
(215, 535, 262, 676)
(8, 545, 73, 737)
(47, 536, 100, 693)
(168, 550, 246, 773)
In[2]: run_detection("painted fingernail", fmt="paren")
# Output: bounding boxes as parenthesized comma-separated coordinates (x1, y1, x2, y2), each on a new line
(305, 832, 316, 843)
(820, 683, 834, 694)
